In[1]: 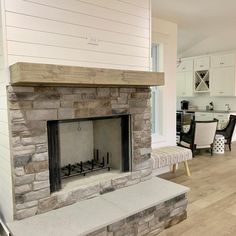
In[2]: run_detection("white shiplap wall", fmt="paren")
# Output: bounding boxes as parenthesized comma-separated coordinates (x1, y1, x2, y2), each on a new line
(4, 0, 151, 71)
(0, 0, 14, 223)
(0, 0, 151, 222)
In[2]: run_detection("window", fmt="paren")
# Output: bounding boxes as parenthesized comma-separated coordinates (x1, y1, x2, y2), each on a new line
(151, 43, 164, 138)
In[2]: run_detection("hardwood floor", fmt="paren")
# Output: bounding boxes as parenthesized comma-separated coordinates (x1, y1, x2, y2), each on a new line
(158, 143, 236, 236)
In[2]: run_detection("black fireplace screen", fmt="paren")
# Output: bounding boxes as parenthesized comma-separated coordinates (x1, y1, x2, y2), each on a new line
(47, 115, 131, 193)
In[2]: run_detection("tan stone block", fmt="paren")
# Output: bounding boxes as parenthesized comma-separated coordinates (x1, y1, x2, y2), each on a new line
(120, 88, 136, 93)
(9, 101, 32, 110)
(58, 108, 75, 119)
(21, 135, 47, 145)
(110, 88, 119, 97)
(56, 87, 73, 94)
(75, 108, 90, 118)
(38, 196, 57, 213)
(72, 184, 100, 201)
(164, 211, 187, 229)
(33, 100, 60, 109)
(62, 94, 79, 101)
(60, 100, 73, 108)
(25, 161, 48, 174)
(8, 86, 35, 93)
(73, 88, 96, 94)
(26, 109, 57, 121)
(97, 88, 110, 98)
(131, 92, 151, 99)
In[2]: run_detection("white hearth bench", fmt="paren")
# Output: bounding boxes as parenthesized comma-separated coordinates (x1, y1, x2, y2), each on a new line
(7, 178, 189, 236)
(151, 146, 193, 177)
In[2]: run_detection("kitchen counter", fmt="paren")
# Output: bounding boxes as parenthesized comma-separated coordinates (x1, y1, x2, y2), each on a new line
(178, 110, 236, 114)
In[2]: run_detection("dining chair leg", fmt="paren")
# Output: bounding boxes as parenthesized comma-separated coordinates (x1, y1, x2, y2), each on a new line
(184, 161, 191, 177)
(172, 164, 177, 173)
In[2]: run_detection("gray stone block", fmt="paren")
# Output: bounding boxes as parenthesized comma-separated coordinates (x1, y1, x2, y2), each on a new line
(33, 180, 50, 191)
(24, 188, 50, 202)
(15, 174, 34, 186)
(35, 171, 49, 181)
(32, 152, 48, 162)
(15, 167, 25, 176)
(13, 145, 35, 157)
(16, 201, 38, 211)
(15, 184, 32, 194)
(15, 207, 38, 220)
(14, 155, 31, 167)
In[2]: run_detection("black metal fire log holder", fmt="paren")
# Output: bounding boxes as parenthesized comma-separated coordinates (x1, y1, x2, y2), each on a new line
(61, 151, 111, 179)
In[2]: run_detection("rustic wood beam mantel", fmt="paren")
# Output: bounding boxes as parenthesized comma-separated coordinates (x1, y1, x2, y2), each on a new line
(10, 63, 164, 87)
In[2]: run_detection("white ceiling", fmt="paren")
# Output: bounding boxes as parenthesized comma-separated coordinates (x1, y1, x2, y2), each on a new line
(152, 0, 236, 56)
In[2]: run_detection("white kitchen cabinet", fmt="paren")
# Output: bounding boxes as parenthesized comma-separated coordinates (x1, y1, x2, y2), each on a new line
(195, 112, 230, 129)
(210, 67, 235, 96)
(177, 59, 193, 72)
(176, 59, 194, 97)
(195, 112, 214, 121)
(194, 56, 210, 71)
(211, 53, 235, 68)
(176, 71, 193, 97)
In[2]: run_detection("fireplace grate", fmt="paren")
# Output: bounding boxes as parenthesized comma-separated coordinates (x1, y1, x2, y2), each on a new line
(61, 151, 111, 179)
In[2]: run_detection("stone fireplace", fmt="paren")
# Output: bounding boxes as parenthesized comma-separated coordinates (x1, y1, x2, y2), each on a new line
(7, 62, 164, 220)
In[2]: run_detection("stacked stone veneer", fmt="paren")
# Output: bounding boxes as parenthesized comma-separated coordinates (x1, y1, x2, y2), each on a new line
(7, 86, 152, 220)
(87, 194, 187, 236)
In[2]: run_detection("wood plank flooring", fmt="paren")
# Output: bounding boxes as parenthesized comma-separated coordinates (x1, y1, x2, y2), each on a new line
(158, 143, 236, 236)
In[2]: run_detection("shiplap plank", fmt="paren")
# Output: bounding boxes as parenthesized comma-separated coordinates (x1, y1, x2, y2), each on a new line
(7, 27, 149, 58)
(0, 83, 7, 96)
(0, 108, 8, 122)
(0, 133, 10, 149)
(80, 0, 149, 19)
(5, 12, 149, 48)
(8, 55, 149, 71)
(0, 142, 10, 159)
(8, 41, 149, 68)
(0, 95, 7, 109)
(24, 0, 149, 28)
(0, 121, 9, 136)
(5, 0, 149, 38)
(118, 0, 150, 9)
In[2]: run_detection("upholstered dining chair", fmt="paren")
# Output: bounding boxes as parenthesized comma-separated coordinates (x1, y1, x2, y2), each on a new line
(178, 119, 218, 156)
(216, 115, 236, 151)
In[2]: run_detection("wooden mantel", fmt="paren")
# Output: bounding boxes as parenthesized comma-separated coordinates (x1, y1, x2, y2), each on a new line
(9, 62, 164, 87)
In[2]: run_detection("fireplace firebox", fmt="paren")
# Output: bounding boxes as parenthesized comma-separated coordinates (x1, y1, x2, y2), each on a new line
(47, 115, 131, 193)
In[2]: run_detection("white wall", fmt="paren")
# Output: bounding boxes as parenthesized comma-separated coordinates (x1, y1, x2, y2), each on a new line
(152, 18, 177, 148)
(0, 0, 14, 223)
(3, 0, 151, 72)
